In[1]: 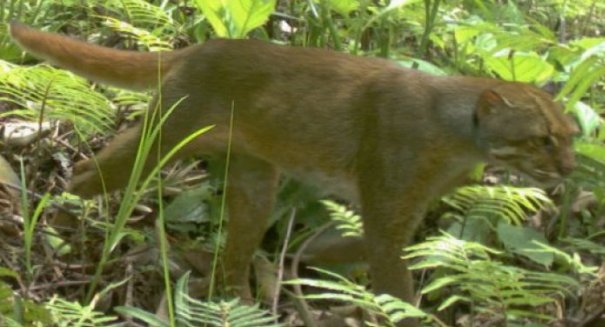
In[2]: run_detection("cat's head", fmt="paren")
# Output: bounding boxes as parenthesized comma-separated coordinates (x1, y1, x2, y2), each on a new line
(474, 83, 579, 186)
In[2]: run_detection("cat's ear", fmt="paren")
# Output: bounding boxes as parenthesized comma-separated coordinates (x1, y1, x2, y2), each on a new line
(540, 81, 560, 96)
(475, 89, 512, 119)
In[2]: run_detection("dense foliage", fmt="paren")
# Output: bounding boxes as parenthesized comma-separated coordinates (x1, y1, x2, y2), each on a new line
(0, 0, 604, 326)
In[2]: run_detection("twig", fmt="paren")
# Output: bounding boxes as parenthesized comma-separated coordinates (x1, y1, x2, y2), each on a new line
(272, 208, 296, 317)
(577, 305, 605, 327)
(0, 181, 79, 219)
(289, 221, 336, 327)
(124, 262, 135, 326)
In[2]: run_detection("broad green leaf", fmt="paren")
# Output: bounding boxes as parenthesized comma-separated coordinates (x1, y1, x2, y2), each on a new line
(573, 101, 602, 137)
(322, 0, 360, 16)
(496, 222, 553, 267)
(492, 30, 554, 53)
(557, 56, 605, 110)
(573, 37, 605, 61)
(575, 141, 605, 162)
(446, 217, 492, 243)
(195, 0, 229, 37)
(230, 0, 275, 37)
(484, 51, 554, 83)
(567, 66, 605, 110)
(557, 56, 598, 100)
(194, 0, 276, 38)
(164, 184, 213, 234)
(454, 25, 482, 45)
(548, 45, 578, 67)
(165, 184, 213, 224)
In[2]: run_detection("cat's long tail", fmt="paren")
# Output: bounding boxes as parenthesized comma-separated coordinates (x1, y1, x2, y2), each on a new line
(9, 21, 186, 90)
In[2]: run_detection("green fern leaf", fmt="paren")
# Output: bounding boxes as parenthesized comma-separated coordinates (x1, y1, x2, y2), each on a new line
(0, 62, 115, 137)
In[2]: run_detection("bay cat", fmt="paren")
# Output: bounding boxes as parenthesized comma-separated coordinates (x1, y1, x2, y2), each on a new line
(9, 22, 577, 325)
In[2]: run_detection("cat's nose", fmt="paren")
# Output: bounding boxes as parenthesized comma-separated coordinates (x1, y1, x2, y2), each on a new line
(557, 157, 575, 176)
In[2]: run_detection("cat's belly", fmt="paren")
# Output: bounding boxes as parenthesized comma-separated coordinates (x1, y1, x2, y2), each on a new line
(284, 168, 359, 203)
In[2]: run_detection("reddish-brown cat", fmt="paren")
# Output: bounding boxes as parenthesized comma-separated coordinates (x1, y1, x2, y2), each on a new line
(10, 22, 577, 325)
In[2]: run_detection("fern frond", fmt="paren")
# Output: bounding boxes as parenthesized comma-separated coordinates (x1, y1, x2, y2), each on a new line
(117, 273, 282, 327)
(404, 233, 582, 322)
(322, 200, 363, 237)
(443, 185, 554, 226)
(47, 296, 119, 327)
(111, 88, 151, 108)
(174, 274, 282, 327)
(287, 268, 433, 326)
(107, 0, 174, 27)
(0, 61, 115, 137)
(101, 17, 173, 51)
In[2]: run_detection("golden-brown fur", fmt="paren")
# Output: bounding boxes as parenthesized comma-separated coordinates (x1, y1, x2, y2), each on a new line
(10, 22, 577, 325)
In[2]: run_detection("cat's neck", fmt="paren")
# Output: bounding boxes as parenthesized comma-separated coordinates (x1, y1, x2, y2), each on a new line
(430, 76, 501, 156)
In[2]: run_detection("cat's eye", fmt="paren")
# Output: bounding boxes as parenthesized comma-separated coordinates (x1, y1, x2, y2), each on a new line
(540, 136, 557, 151)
